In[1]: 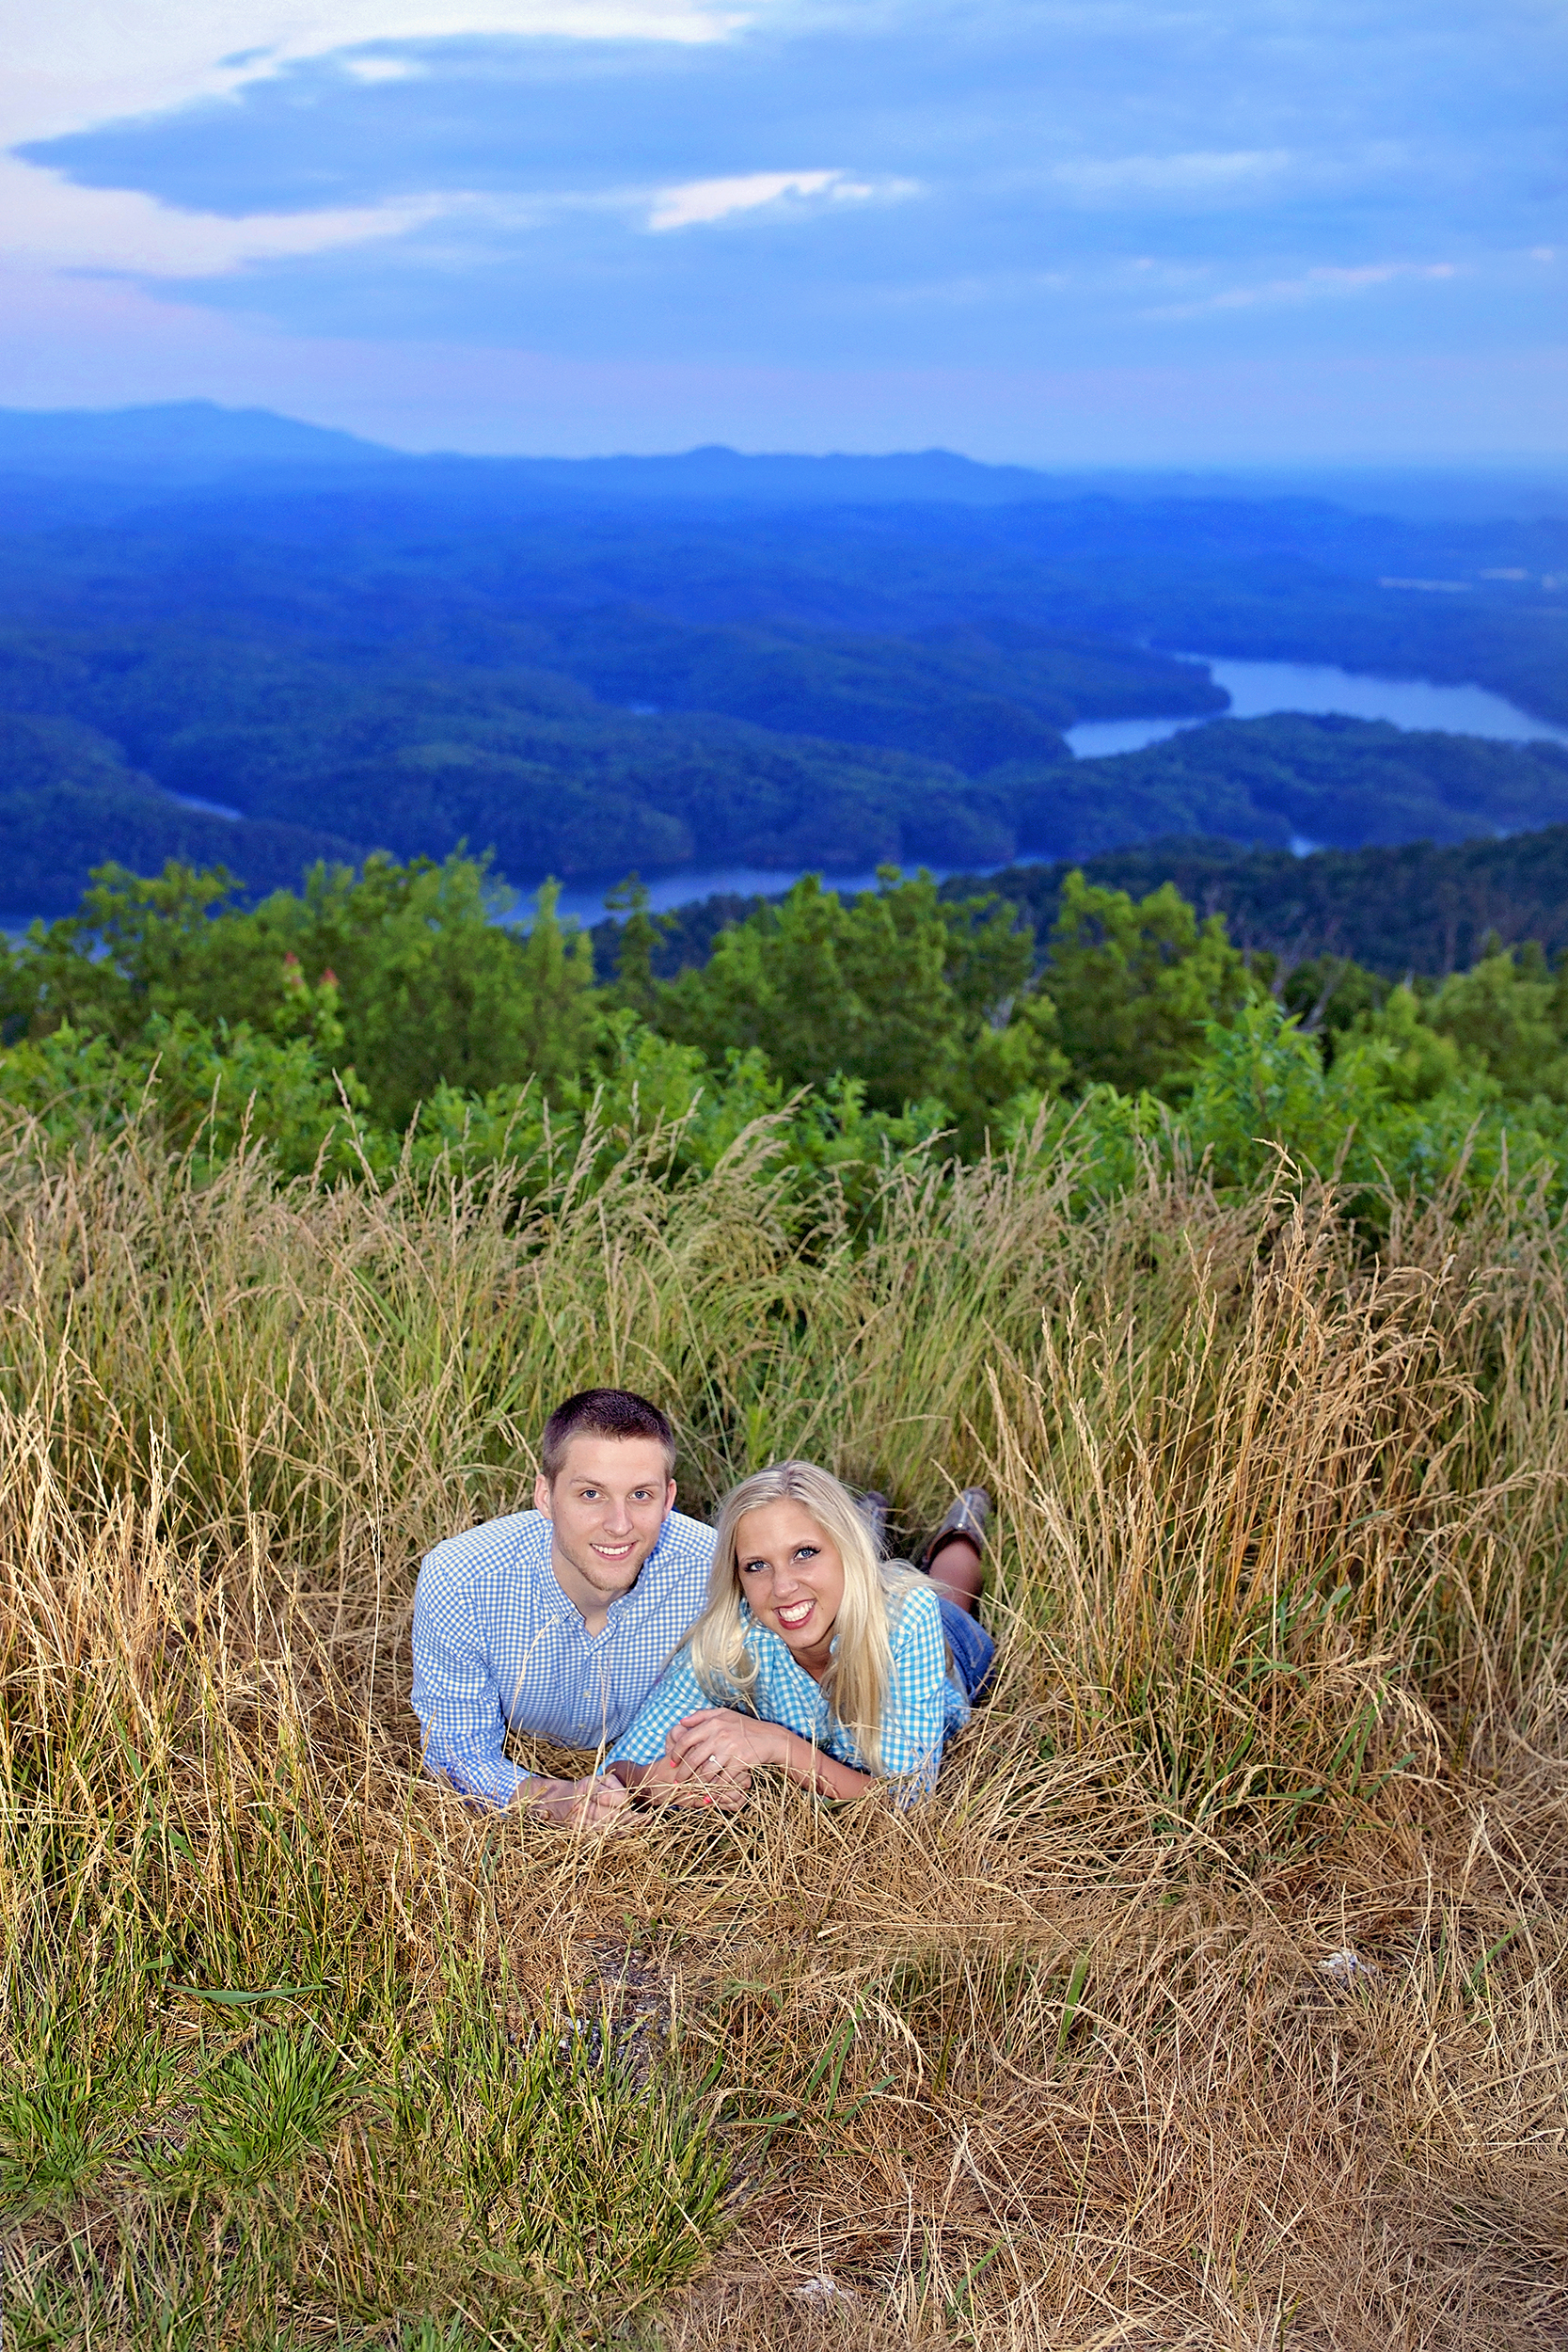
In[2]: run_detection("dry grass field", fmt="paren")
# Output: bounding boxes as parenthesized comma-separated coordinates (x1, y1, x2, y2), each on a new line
(0, 1110, 1563, 2348)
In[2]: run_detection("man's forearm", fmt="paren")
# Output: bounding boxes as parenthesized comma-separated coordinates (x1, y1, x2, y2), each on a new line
(421, 1733, 535, 1808)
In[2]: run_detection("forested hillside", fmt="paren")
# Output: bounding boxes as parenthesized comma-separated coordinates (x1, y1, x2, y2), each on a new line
(2, 433, 1566, 913)
(949, 825, 1568, 977)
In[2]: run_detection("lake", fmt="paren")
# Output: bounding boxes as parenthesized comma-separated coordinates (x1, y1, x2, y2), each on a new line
(1062, 656, 1568, 760)
(545, 656, 1568, 924)
(9, 655, 1566, 937)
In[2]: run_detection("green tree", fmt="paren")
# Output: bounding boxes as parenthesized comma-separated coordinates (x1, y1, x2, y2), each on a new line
(1040, 871, 1258, 1096)
(1, 852, 606, 1133)
(603, 873, 675, 1021)
(655, 868, 1059, 1133)
(1418, 942, 1568, 1104)
(277, 856, 602, 1130)
(9, 863, 273, 1043)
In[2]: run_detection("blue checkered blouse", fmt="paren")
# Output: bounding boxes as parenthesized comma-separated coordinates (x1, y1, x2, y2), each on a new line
(411, 1508, 715, 1805)
(607, 1574, 969, 1796)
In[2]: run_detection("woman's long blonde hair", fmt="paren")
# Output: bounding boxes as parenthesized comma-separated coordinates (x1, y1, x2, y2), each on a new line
(688, 1460, 924, 1775)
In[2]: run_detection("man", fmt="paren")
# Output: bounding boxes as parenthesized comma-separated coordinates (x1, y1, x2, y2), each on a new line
(411, 1388, 712, 1819)
(412, 1382, 994, 1818)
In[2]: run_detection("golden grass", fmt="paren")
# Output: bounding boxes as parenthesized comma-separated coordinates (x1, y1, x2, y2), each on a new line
(0, 1107, 1563, 2346)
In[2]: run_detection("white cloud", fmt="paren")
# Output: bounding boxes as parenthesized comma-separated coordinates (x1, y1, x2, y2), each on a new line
(0, 153, 452, 278)
(0, 3, 749, 285)
(340, 53, 428, 80)
(645, 168, 909, 230)
(0, 153, 909, 284)
(1053, 149, 1291, 199)
(3, 3, 744, 149)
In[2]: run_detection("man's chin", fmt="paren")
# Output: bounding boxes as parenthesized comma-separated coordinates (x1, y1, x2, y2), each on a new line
(574, 1548, 653, 1596)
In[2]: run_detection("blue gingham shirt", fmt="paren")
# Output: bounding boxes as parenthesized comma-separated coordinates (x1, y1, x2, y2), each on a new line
(411, 1507, 714, 1804)
(608, 1576, 968, 1797)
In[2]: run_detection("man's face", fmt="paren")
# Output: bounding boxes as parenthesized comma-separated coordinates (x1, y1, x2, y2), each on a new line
(534, 1435, 676, 1605)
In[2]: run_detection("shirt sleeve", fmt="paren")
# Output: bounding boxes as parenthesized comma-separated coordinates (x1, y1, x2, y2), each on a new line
(606, 1644, 715, 1766)
(410, 1556, 532, 1808)
(879, 1585, 965, 1797)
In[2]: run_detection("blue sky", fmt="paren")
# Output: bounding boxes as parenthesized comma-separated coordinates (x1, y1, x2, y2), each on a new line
(2, 1, 1563, 460)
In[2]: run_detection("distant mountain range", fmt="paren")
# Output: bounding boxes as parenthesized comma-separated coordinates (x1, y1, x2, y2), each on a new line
(2, 402, 1566, 521)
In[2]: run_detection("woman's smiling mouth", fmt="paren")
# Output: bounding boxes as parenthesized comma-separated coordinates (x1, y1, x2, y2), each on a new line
(773, 1597, 816, 1630)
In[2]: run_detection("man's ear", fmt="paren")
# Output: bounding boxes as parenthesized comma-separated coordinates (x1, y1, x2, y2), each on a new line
(665, 1480, 677, 1516)
(534, 1471, 553, 1519)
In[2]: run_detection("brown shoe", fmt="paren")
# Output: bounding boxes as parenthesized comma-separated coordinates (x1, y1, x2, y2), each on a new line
(920, 1487, 990, 1573)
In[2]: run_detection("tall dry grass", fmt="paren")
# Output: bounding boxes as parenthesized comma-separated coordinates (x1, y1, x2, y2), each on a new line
(0, 1106, 1563, 2346)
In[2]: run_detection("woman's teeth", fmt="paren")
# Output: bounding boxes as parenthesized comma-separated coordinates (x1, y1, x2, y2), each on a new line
(775, 1598, 814, 1628)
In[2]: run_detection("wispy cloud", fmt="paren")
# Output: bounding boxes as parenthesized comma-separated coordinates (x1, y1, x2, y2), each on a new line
(340, 55, 428, 83)
(0, 154, 451, 278)
(1148, 259, 1461, 319)
(645, 168, 911, 230)
(4, 3, 745, 148)
(1053, 149, 1292, 199)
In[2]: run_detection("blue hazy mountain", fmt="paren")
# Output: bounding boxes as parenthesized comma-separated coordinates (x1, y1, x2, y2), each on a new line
(7, 406, 1565, 522)
(0, 403, 389, 483)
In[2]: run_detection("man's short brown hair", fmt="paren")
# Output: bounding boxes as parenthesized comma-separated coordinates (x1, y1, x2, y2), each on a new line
(540, 1389, 676, 1484)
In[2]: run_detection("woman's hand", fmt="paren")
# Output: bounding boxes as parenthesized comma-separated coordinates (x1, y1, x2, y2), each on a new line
(672, 1708, 875, 1802)
(664, 1707, 788, 1802)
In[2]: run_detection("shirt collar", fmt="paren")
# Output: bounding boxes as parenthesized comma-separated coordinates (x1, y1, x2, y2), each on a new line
(739, 1599, 838, 1678)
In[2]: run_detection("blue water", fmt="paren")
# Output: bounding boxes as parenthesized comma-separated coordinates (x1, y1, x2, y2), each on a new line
(546, 657, 1568, 921)
(1063, 656, 1568, 759)
(8, 656, 1565, 936)
(544, 864, 919, 928)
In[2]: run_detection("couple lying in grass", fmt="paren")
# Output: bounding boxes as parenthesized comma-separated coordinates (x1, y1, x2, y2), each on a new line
(411, 1388, 995, 1822)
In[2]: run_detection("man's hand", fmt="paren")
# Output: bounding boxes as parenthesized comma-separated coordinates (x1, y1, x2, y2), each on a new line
(523, 1772, 631, 1828)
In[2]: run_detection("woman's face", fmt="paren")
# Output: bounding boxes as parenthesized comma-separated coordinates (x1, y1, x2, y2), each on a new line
(733, 1498, 847, 1661)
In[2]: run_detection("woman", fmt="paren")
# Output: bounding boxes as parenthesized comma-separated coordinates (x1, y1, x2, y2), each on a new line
(602, 1461, 995, 1805)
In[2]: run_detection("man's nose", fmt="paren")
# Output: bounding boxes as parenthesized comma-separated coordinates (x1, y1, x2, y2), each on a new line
(601, 1495, 634, 1532)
